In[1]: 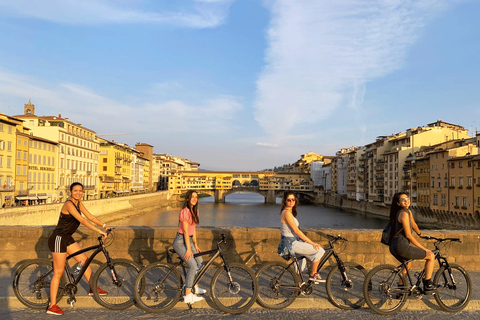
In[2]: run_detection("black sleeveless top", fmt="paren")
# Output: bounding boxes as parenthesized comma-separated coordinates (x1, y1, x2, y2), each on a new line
(392, 209, 413, 238)
(52, 200, 81, 236)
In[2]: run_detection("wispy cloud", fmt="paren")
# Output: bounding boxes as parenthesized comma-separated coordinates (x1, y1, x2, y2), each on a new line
(254, 0, 452, 142)
(0, 0, 235, 27)
(0, 70, 243, 139)
(256, 142, 279, 148)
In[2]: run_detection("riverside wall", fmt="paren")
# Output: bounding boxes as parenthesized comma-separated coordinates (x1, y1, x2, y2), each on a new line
(318, 194, 480, 229)
(0, 191, 178, 226)
(2, 226, 479, 273)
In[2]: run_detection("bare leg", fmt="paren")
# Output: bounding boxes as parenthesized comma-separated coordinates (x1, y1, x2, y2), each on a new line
(50, 252, 67, 307)
(66, 243, 93, 288)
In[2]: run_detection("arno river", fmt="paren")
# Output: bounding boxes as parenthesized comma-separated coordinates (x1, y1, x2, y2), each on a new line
(112, 192, 387, 229)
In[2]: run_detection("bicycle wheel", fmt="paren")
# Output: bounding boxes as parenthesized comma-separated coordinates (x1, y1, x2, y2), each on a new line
(326, 262, 367, 310)
(255, 261, 299, 309)
(133, 262, 182, 313)
(433, 263, 472, 312)
(13, 259, 65, 309)
(91, 258, 141, 310)
(210, 263, 258, 314)
(363, 264, 407, 316)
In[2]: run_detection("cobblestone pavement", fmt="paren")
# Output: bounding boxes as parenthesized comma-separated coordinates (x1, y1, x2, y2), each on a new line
(1, 306, 479, 320)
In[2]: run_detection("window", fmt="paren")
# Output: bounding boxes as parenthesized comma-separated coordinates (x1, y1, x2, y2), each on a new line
(17, 150, 21, 160)
(451, 177, 455, 187)
(103, 166, 107, 171)
(0, 140, 4, 150)
(7, 156, 11, 168)
(103, 158, 107, 163)
(441, 194, 446, 206)
(444, 179, 448, 187)
(8, 141, 12, 151)
(459, 161, 463, 168)
(459, 177, 464, 187)
(462, 197, 468, 208)
(455, 196, 460, 207)
(468, 177, 473, 187)
(433, 194, 438, 205)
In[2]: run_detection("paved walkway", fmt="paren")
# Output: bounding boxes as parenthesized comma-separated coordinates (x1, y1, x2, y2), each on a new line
(1, 266, 479, 319)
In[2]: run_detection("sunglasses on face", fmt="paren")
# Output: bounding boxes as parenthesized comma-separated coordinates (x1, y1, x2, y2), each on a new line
(399, 197, 410, 203)
(286, 199, 296, 202)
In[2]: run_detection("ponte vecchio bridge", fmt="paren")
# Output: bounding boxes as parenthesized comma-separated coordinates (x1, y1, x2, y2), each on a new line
(168, 171, 316, 203)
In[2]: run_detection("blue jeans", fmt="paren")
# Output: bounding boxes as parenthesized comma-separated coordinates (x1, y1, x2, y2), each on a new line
(172, 233, 204, 290)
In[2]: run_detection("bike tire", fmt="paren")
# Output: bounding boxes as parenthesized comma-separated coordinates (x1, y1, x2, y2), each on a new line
(363, 264, 407, 316)
(433, 263, 472, 312)
(210, 263, 258, 314)
(13, 259, 65, 309)
(133, 262, 182, 313)
(326, 262, 367, 310)
(255, 261, 299, 310)
(91, 258, 141, 310)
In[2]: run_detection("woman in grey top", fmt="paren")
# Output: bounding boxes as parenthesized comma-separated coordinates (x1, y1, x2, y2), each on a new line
(280, 191, 325, 283)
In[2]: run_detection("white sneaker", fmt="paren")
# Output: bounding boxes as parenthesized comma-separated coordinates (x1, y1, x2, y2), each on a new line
(194, 285, 207, 295)
(183, 292, 204, 304)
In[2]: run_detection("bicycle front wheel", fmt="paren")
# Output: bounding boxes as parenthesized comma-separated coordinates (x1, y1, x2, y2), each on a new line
(13, 259, 65, 309)
(326, 262, 367, 310)
(91, 258, 141, 310)
(133, 262, 182, 313)
(363, 264, 407, 316)
(210, 263, 258, 314)
(434, 263, 472, 312)
(255, 261, 299, 309)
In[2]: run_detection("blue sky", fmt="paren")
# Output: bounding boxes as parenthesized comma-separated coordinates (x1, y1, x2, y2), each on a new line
(0, 0, 479, 171)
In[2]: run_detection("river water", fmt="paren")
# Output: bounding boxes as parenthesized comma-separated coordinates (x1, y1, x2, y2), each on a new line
(113, 192, 387, 229)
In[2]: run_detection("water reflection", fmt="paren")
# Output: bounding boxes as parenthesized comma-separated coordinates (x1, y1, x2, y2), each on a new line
(113, 192, 387, 229)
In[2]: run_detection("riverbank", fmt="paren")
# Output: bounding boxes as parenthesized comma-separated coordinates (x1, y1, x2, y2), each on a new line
(0, 191, 180, 226)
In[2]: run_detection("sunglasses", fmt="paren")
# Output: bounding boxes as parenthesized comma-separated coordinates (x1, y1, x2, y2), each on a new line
(399, 197, 410, 202)
(286, 198, 296, 202)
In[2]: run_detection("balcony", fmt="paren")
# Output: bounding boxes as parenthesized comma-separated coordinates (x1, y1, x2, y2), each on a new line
(71, 169, 77, 174)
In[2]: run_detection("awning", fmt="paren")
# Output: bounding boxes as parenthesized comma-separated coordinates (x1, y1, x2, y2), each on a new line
(15, 196, 28, 201)
(28, 196, 38, 200)
(37, 196, 48, 200)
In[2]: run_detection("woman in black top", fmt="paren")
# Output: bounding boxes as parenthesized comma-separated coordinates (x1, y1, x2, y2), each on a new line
(388, 192, 436, 293)
(46, 182, 108, 316)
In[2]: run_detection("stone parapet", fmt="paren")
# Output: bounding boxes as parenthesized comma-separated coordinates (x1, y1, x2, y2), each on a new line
(2, 227, 479, 272)
(0, 191, 176, 226)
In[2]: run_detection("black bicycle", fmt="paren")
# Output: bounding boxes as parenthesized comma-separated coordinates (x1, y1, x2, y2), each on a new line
(363, 235, 472, 315)
(133, 234, 258, 314)
(13, 229, 142, 310)
(255, 234, 367, 310)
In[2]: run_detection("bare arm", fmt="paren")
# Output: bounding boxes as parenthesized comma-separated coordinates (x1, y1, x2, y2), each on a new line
(63, 202, 105, 236)
(182, 220, 193, 261)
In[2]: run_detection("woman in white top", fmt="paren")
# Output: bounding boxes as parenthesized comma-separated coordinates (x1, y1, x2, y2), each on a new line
(280, 191, 325, 283)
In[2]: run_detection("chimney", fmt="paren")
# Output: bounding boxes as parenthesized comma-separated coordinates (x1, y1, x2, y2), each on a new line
(59, 114, 61, 118)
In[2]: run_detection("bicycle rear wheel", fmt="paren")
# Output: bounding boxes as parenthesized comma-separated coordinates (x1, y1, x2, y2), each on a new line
(13, 259, 65, 309)
(210, 263, 258, 314)
(326, 262, 367, 310)
(255, 261, 299, 309)
(91, 258, 141, 310)
(363, 264, 407, 316)
(434, 263, 472, 312)
(133, 262, 182, 313)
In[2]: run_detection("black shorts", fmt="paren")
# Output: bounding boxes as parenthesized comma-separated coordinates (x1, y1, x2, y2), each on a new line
(389, 235, 426, 263)
(48, 233, 76, 253)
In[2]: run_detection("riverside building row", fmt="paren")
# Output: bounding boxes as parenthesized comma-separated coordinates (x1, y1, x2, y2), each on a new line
(0, 101, 199, 207)
(310, 120, 480, 216)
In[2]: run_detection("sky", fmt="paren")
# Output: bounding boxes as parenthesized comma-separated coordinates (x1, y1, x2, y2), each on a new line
(0, 0, 479, 171)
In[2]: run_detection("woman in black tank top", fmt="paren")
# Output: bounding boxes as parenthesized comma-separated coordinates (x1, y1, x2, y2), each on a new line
(47, 182, 109, 316)
(388, 192, 437, 294)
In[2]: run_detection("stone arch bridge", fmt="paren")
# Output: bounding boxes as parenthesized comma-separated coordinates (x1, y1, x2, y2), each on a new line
(168, 171, 316, 203)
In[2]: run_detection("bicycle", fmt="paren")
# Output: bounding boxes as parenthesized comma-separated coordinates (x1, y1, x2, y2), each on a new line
(255, 234, 367, 310)
(133, 233, 258, 314)
(363, 235, 472, 315)
(13, 229, 142, 310)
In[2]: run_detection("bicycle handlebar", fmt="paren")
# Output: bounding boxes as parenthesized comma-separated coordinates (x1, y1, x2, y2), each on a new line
(97, 228, 114, 241)
(326, 234, 348, 243)
(420, 235, 462, 244)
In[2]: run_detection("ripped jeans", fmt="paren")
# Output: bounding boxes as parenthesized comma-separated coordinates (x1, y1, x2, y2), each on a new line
(172, 233, 204, 290)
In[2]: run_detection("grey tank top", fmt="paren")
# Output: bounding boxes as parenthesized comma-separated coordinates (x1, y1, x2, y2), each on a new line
(280, 213, 299, 238)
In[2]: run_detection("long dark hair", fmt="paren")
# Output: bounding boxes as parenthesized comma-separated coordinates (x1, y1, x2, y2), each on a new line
(389, 192, 407, 222)
(183, 190, 199, 224)
(281, 191, 298, 218)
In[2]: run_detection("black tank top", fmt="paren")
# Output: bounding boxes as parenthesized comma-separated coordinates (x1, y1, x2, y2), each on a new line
(52, 200, 81, 235)
(393, 209, 413, 238)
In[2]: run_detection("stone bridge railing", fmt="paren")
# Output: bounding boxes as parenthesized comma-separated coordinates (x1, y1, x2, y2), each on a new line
(2, 227, 479, 272)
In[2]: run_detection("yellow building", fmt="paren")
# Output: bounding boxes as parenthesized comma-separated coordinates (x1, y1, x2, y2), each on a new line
(99, 139, 132, 198)
(15, 101, 100, 201)
(0, 114, 21, 207)
(472, 156, 480, 216)
(15, 129, 30, 205)
(292, 152, 328, 173)
(28, 136, 58, 204)
(448, 153, 477, 215)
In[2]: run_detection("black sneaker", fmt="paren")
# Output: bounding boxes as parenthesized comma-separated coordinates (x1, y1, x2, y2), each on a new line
(423, 282, 440, 295)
